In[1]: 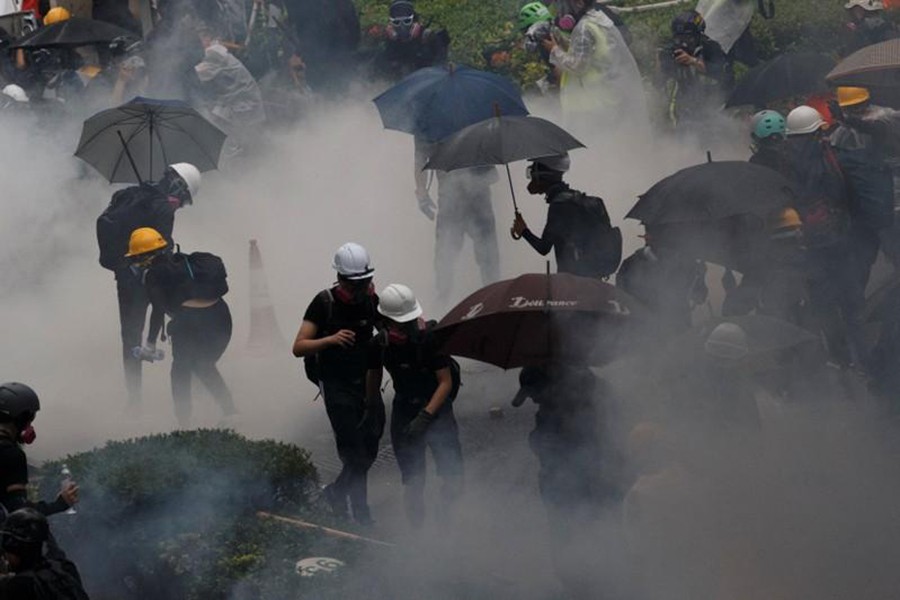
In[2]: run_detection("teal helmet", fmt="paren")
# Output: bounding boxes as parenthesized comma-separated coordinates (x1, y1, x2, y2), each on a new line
(751, 110, 786, 141)
(519, 2, 552, 31)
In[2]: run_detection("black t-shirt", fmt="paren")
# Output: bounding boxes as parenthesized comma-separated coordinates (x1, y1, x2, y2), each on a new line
(368, 332, 450, 403)
(303, 289, 378, 381)
(0, 441, 29, 512)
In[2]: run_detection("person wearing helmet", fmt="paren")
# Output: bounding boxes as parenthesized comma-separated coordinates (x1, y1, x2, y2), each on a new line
(748, 110, 789, 174)
(542, 0, 647, 133)
(512, 154, 622, 278)
(42, 7, 70, 26)
(0, 508, 90, 599)
(783, 106, 866, 368)
(96, 163, 198, 412)
(843, 0, 897, 55)
(365, 284, 463, 528)
(519, 2, 558, 92)
(369, 0, 450, 82)
(0, 383, 79, 517)
(658, 10, 731, 132)
(830, 86, 900, 285)
(293, 243, 382, 525)
(124, 228, 238, 428)
(415, 137, 500, 302)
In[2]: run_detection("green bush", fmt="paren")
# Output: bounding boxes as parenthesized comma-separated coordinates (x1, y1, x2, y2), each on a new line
(38, 430, 360, 600)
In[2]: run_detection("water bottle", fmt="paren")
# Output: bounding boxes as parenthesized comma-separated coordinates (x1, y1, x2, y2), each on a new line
(60, 464, 77, 515)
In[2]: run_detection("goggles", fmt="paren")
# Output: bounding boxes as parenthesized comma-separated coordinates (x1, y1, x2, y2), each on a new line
(390, 15, 415, 27)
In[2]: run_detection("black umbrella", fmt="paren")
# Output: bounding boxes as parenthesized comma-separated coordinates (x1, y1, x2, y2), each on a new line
(423, 114, 584, 211)
(76, 97, 226, 184)
(626, 161, 796, 226)
(725, 52, 835, 108)
(12, 17, 136, 49)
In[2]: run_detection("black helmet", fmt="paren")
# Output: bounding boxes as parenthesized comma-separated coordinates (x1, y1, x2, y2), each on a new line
(672, 10, 706, 37)
(0, 383, 40, 427)
(1, 508, 48, 560)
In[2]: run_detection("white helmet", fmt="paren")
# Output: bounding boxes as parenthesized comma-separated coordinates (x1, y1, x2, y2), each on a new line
(704, 323, 749, 361)
(845, 0, 884, 11)
(333, 242, 374, 280)
(533, 153, 570, 173)
(377, 283, 422, 323)
(1, 84, 28, 103)
(168, 163, 201, 200)
(786, 106, 826, 136)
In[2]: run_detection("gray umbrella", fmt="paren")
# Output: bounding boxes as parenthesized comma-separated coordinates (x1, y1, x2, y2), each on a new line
(75, 97, 226, 184)
(423, 114, 584, 212)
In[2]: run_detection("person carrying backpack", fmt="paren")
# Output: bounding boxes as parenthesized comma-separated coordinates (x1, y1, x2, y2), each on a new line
(366, 284, 463, 529)
(124, 228, 237, 428)
(292, 243, 383, 525)
(511, 153, 622, 278)
(95, 163, 201, 412)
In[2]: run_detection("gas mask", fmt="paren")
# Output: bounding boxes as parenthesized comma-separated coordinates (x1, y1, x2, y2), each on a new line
(387, 9, 422, 42)
(19, 425, 35, 445)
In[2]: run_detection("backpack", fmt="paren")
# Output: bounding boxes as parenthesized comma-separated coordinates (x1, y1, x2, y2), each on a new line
(303, 289, 377, 386)
(96, 185, 169, 271)
(150, 250, 228, 311)
(794, 144, 852, 249)
(569, 193, 623, 278)
(835, 146, 895, 231)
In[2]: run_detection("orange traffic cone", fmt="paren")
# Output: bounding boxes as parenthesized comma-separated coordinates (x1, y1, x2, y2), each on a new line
(247, 239, 286, 354)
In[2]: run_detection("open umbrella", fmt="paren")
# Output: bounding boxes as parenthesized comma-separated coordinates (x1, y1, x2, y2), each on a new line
(372, 63, 528, 143)
(626, 161, 796, 225)
(434, 272, 641, 369)
(725, 52, 835, 108)
(827, 38, 900, 89)
(12, 17, 136, 48)
(423, 114, 584, 212)
(76, 97, 226, 184)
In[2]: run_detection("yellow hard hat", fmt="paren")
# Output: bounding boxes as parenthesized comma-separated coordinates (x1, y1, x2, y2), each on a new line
(43, 7, 71, 26)
(770, 207, 802, 231)
(837, 86, 871, 108)
(125, 227, 167, 258)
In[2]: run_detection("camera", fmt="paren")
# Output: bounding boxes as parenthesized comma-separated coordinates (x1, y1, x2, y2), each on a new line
(524, 21, 552, 54)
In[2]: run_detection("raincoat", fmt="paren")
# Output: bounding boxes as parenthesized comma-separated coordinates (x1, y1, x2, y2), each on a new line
(549, 8, 647, 130)
(695, 0, 756, 54)
(194, 42, 266, 138)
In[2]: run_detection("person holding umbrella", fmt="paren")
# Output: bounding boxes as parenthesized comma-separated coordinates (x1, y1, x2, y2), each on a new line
(95, 163, 201, 412)
(511, 154, 622, 279)
(366, 284, 463, 529)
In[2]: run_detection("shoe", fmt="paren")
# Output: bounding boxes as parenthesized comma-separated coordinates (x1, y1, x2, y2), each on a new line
(322, 484, 349, 519)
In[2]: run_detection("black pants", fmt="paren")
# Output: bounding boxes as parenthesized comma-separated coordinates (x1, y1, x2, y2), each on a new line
(169, 300, 236, 425)
(116, 272, 150, 405)
(391, 399, 463, 527)
(322, 378, 383, 522)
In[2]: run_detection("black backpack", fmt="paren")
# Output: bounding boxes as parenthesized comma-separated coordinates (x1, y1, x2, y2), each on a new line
(569, 193, 623, 278)
(150, 250, 228, 310)
(96, 185, 169, 271)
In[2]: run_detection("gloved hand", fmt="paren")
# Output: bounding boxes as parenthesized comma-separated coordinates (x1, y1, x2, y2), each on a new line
(404, 409, 435, 438)
(828, 99, 844, 122)
(416, 190, 436, 221)
(131, 344, 164, 362)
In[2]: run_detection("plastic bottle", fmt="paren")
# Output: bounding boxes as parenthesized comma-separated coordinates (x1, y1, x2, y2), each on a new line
(60, 464, 77, 515)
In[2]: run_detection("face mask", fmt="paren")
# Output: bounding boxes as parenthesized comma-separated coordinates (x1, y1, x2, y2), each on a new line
(334, 280, 375, 304)
(557, 14, 576, 31)
(19, 425, 35, 445)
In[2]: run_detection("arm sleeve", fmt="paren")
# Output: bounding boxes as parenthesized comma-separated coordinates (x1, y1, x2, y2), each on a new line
(523, 228, 554, 255)
(0, 446, 68, 516)
(302, 293, 328, 332)
(550, 23, 596, 76)
(367, 343, 384, 370)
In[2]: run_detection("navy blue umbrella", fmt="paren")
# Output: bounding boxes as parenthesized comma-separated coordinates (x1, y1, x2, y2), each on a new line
(373, 64, 528, 142)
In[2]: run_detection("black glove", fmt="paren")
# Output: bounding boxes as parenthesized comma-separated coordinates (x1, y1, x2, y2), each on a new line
(828, 99, 844, 123)
(404, 409, 435, 438)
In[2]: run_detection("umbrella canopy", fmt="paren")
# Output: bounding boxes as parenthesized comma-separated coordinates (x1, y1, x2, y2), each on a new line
(423, 115, 584, 171)
(626, 161, 796, 226)
(76, 97, 226, 184)
(12, 17, 136, 48)
(726, 52, 835, 108)
(827, 38, 900, 89)
(373, 64, 528, 143)
(434, 273, 641, 369)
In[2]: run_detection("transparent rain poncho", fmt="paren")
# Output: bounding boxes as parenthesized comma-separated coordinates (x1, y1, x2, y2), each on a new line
(696, 0, 756, 54)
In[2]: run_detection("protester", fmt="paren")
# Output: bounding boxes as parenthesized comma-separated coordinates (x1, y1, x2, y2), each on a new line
(512, 154, 622, 278)
(125, 228, 238, 428)
(696, 0, 760, 67)
(96, 163, 199, 413)
(366, 284, 463, 529)
(292, 243, 383, 525)
(545, 0, 647, 134)
(0, 383, 79, 516)
(842, 0, 898, 55)
(370, 0, 450, 82)
(748, 109, 789, 174)
(518, 1, 557, 94)
(415, 137, 500, 301)
(658, 10, 732, 133)
(0, 509, 90, 599)
(194, 25, 266, 157)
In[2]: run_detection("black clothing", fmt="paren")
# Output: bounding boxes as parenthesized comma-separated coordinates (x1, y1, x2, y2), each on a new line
(749, 142, 790, 177)
(168, 301, 236, 425)
(303, 290, 378, 383)
(660, 36, 732, 128)
(842, 17, 898, 56)
(0, 440, 68, 516)
(99, 184, 176, 275)
(368, 333, 451, 401)
(375, 28, 450, 81)
(0, 537, 89, 600)
(523, 183, 611, 276)
(116, 270, 150, 406)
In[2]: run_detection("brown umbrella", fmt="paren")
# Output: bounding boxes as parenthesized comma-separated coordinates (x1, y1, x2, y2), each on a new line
(434, 272, 641, 369)
(827, 38, 900, 89)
